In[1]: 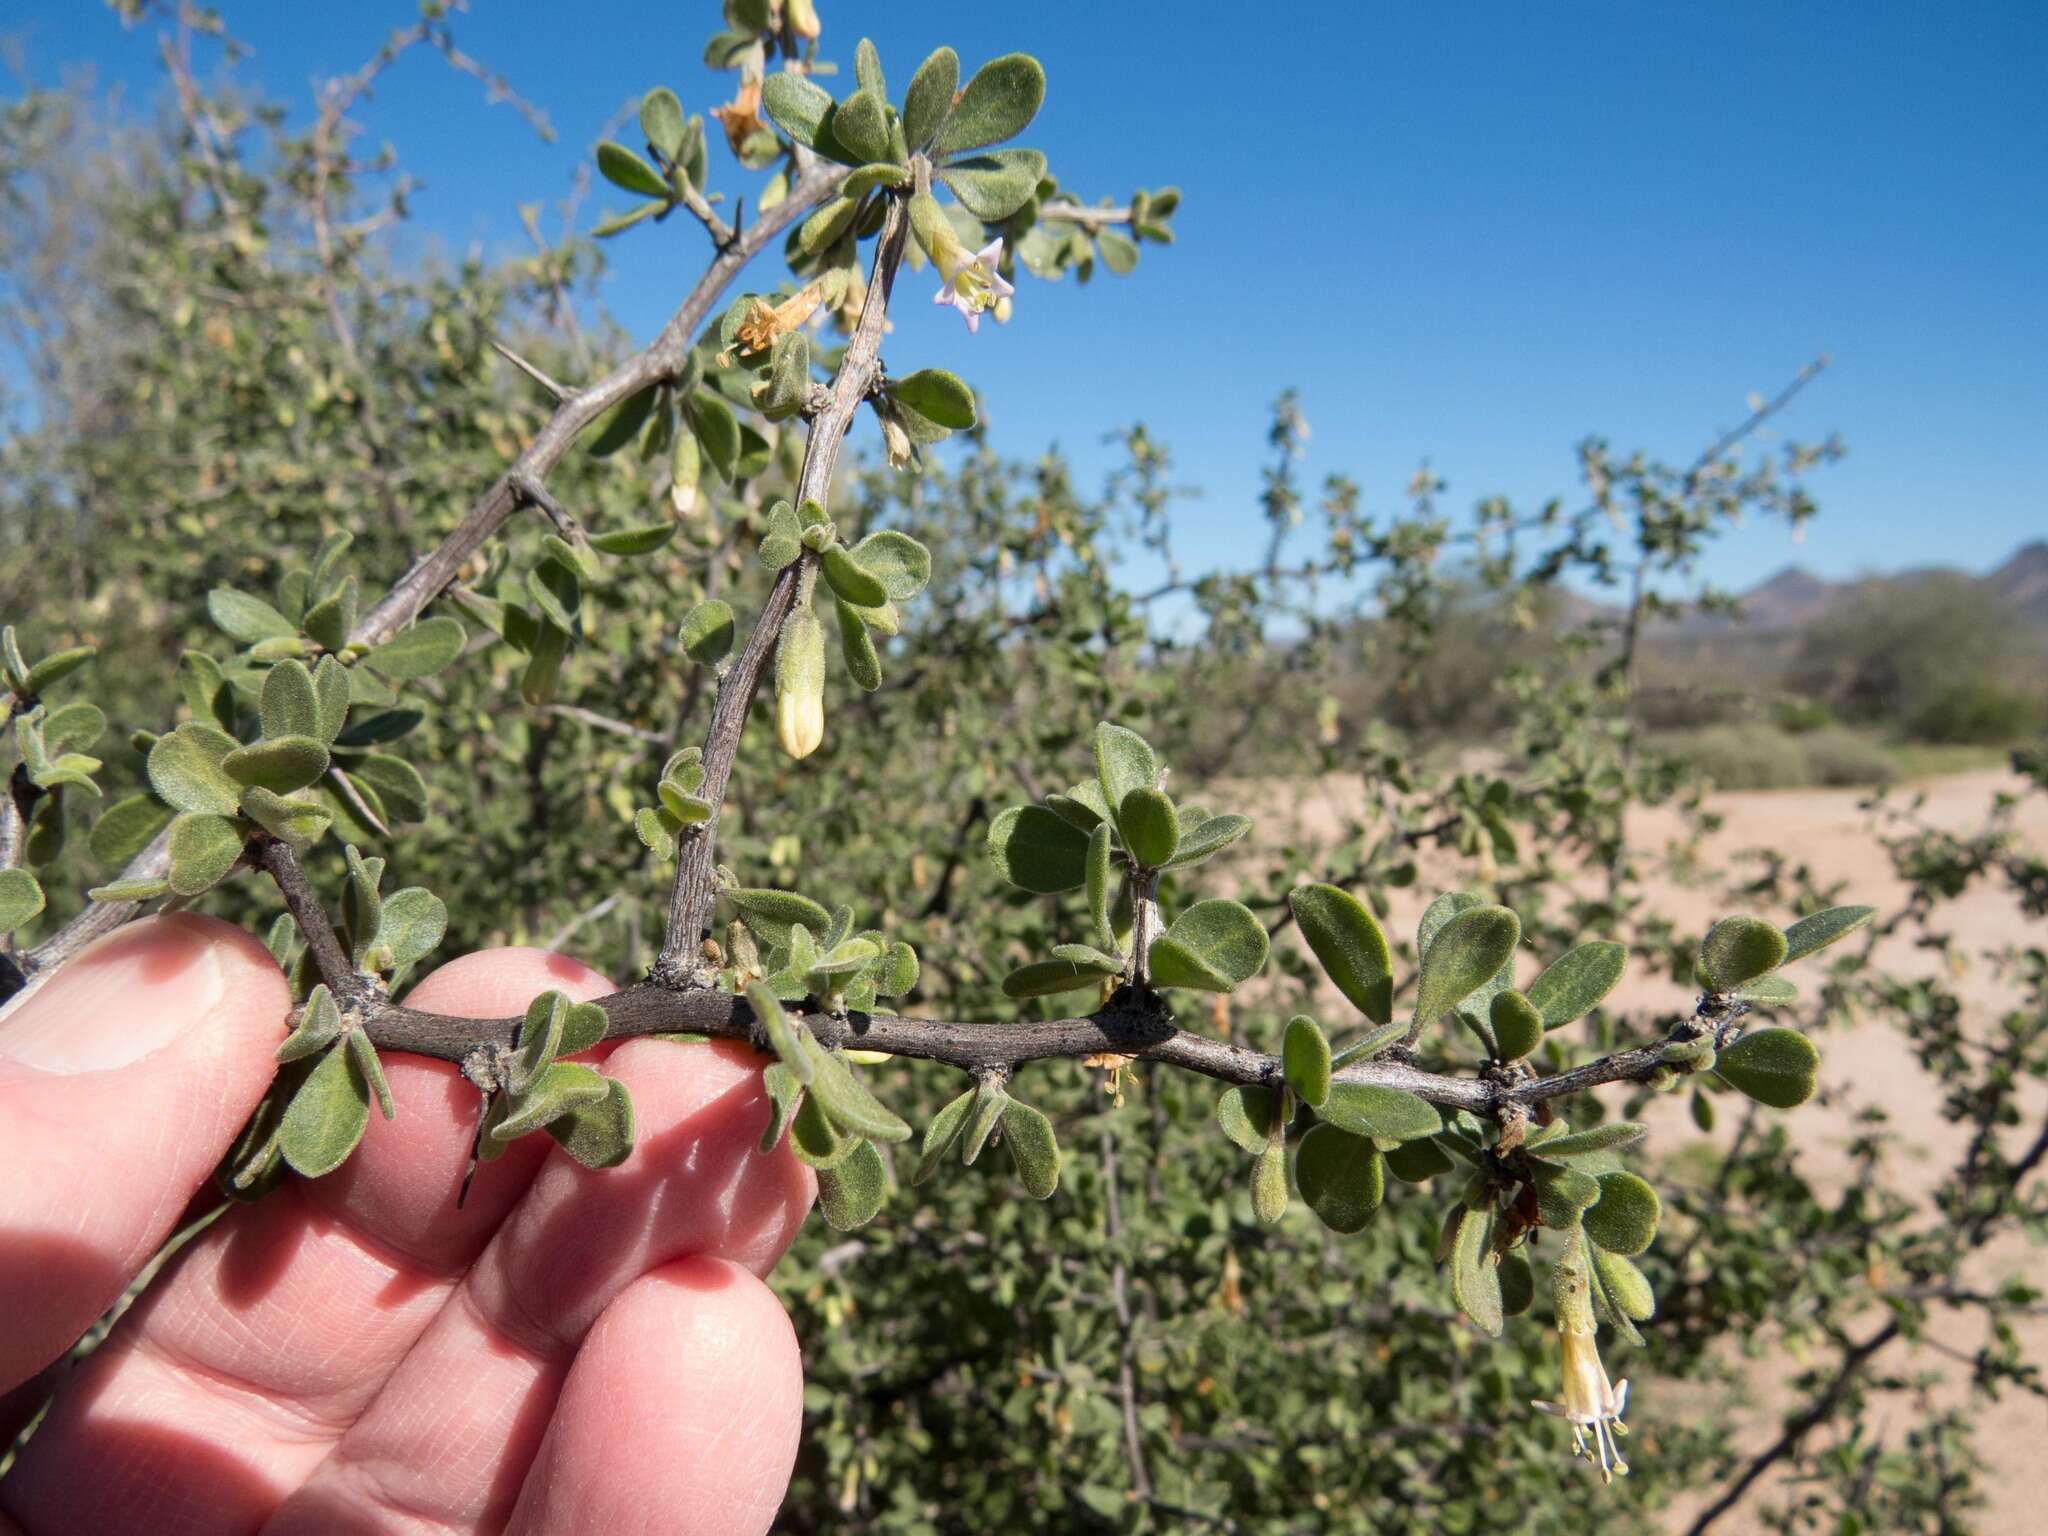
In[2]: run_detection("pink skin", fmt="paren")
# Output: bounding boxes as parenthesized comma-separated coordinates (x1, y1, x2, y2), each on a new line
(0, 917, 814, 1535)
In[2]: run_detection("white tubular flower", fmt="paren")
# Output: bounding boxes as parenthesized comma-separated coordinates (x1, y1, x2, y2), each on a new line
(1532, 1324, 1631, 1484)
(932, 237, 1014, 334)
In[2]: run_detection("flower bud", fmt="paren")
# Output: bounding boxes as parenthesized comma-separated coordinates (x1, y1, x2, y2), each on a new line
(775, 603, 826, 759)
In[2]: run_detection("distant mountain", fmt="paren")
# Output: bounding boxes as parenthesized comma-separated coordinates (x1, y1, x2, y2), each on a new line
(1989, 541, 2048, 625)
(1639, 540, 2048, 636)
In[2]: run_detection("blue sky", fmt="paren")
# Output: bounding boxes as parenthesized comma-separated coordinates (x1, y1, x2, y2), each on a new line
(12, 1, 2046, 600)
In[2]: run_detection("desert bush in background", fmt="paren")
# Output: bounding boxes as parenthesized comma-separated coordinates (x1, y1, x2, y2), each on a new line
(3, 6, 2045, 1534)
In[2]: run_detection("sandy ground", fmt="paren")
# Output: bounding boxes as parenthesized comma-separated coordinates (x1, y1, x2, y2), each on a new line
(1240, 767, 2048, 1533)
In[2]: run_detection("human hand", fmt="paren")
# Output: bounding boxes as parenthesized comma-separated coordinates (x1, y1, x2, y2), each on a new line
(0, 914, 814, 1535)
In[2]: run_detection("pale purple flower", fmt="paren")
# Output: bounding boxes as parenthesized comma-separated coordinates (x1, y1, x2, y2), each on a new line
(932, 237, 1014, 334)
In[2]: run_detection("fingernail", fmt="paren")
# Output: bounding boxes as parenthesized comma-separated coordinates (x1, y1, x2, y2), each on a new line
(0, 915, 227, 1074)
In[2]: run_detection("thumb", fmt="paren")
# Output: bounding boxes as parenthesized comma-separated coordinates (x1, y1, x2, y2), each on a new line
(0, 913, 289, 1391)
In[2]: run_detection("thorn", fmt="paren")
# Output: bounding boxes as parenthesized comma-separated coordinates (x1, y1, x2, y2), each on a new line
(326, 765, 390, 838)
(509, 472, 576, 535)
(490, 339, 568, 401)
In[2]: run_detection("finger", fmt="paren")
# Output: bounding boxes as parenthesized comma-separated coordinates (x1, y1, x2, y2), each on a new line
(0, 913, 289, 1391)
(503, 1258, 803, 1536)
(0, 948, 609, 1536)
(263, 1037, 814, 1534)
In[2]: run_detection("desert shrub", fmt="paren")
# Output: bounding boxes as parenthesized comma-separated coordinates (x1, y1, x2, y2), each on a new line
(1910, 677, 2045, 744)
(1799, 725, 1901, 786)
(1, 9, 2042, 1536)
(1649, 724, 1814, 790)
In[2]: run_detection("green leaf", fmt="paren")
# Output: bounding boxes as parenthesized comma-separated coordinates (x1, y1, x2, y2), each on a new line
(208, 588, 295, 645)
(1216, 1084, 1283, 1155)
(374, 886, 446, 970)
(758, 1062, 803, 1154)
(830, 88, 892, 164)
(746, 981, 810, 1082)
(1384, 1136, 1456, 1183)
(494, 1061, 611, 1140)
(853, 37, 887, 99)
(986, 804, 1092, 893)
(41, 701, 105, 756)
(729, 887, 832, 946)
(759, 71, 834, 149)
(1282, 1015, 1332, 1109)
(833, 597, 881, 691)
(1317, 1082, 1441, 1143)
(0, 868, 45, 934)
(820, 545, 889, 608)
(277, 984, 344, 1064)
(279, 1041, 372, 1177)
(1530, 1162, 1603, 1229)
(1489, 988, 1545, 1062)
(1451, 1206, 1503, 1335)
(938, 148, 1046, 221)
(901, 46, 958, 152)
(1526, 940, 1627, 1030)
(1698, 914, 1789, 991)
(526, 560, 581, 634)
(558, 1001, 608, 1057)
(89, 794, 175, 865)
(1147, 899, 1269, 993)
(1162, 812, 1250, 870)
(1086, 822, 1117, 952)
(1002, 956, 1116, 999)
(1288, 884, 1394, 1025)
(758, 501, 802, 569)
(1532, 1121, 1648, 1160)
(239, 787, 330, 853)
(1002, 1099, 1060, 1198)
(690, 390, 741, 483)
(1252, 1138, 1289, 1225)
(23, 644, 96, 693)
(1413, 904, 1520, 1034)
(347, 1029, 395, 1120)
(546, 1076, 636, 1169)
(816, 1138, 888, 1230)
(302, 577, 358, 653)
(1295, 1124, 1383, 1234)
(165, 812, 244, 896)
(365, 617, 466, 680)
(913, 1089, 975, 1184)
(585, 382, 659, 457)
(1097, 228, 1138, 275)
(1715, 1026, 1820, 1108)
(597, 141, 669, 198)
(639, 86, 686, 161)
(1591, 1247, 1657, 1321)
(961, 1078, 1009, 1165)
(797, 193, 861, 255)
(799, 1035, 912, 1143)
(790, 1092, 851, 1168)
(873, 940, 918, 998)
(1782, 904, 1876, 963)
(1093, 723, 1156, 824)
(889, 368, 977, 431)
(1117, 787, 1178, 869)
(934, 52, 1045, 156)
(223, 736, 329, 794)
(589, 521, 678, 557)
(149, 723, 242, 815)
(1583, 1171, 1661, 1256)
(850, 530, 931, 602)
(348, 754, 428, 825)
(680, 600, 736, 666)
(1500, 1250, 1536, 1317)
(88, 877, 171, 902)
(259, 660, 319, 740)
